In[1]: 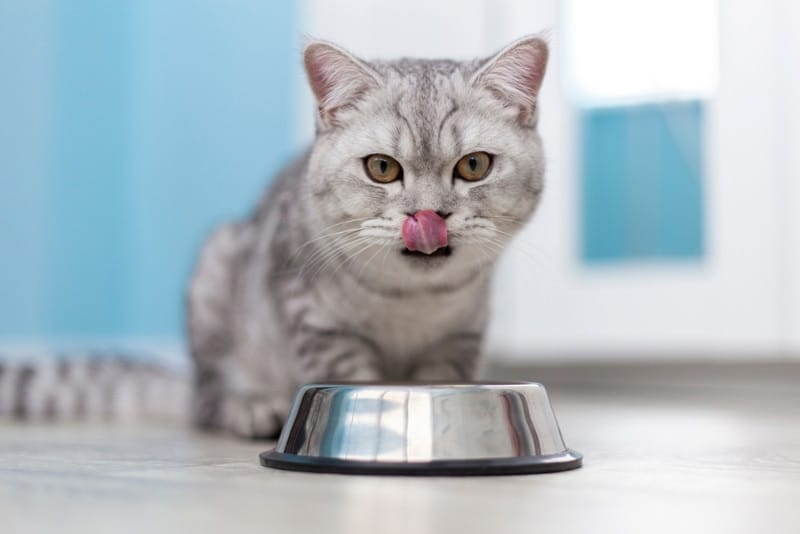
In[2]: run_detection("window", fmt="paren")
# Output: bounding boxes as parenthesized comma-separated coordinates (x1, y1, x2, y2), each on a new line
(564, 0, 717, 263)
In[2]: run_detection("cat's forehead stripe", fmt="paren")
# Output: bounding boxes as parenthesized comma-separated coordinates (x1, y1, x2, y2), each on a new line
(384, 64, 469, 174)
(436, 100, 459, 148)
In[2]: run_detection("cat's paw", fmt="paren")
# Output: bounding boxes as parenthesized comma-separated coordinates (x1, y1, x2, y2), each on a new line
(307, 361, 383, 382)
(222, 394, 288, 440)
(410, 362, 470, 382)
(338, 365, 382, 382)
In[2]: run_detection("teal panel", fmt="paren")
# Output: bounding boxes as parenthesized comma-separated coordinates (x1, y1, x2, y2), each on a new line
(0, 1, 297, 340)
(580, 100, 705, 263)
(0, 2, 55, 336)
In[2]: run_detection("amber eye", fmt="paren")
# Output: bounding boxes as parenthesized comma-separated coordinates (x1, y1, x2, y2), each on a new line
(364, 154, 402, 183)
(454, 152, 492, 181)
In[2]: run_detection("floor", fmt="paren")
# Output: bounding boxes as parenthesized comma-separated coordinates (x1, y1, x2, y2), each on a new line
(2, 368, 799, 534)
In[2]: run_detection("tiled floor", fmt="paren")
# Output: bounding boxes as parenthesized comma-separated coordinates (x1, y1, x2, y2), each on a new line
(2, 380, 799, 534)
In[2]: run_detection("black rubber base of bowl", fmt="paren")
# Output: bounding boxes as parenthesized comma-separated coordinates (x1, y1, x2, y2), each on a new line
(259, 449, 582, 476)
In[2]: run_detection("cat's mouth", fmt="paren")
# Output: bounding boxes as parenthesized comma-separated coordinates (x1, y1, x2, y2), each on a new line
(401, 246, 452, 258)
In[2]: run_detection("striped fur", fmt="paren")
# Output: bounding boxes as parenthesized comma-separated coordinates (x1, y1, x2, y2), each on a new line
(187, 36, 550, 438)
(0, 354, 190, 421)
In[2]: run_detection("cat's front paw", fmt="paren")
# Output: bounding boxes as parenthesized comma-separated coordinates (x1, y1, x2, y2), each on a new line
(336, 365, 382, 382)
(222, 394, 289, 440)
(410, 361, 471, 382)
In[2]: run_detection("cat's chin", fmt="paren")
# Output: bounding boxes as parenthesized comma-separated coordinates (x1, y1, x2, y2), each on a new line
(397, 244, 494, 273)
(400, 246, 453, 269)
(396, 245, 482, 275)
(400, 246, 453, 259)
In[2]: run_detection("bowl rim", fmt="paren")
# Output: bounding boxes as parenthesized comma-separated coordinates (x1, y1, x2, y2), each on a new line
(297, 381, 545, 390)
(259, 448, 582, 476)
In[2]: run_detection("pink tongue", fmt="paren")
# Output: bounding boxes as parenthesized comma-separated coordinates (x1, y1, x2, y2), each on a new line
(402, 210, 448, 255)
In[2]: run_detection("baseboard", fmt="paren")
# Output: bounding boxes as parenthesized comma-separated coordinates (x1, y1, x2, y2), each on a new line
(485, 358, 800, 392)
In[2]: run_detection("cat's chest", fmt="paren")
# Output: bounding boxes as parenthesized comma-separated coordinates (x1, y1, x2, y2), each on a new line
(318, 278, 486, 358)
(367, 297, 464, 352)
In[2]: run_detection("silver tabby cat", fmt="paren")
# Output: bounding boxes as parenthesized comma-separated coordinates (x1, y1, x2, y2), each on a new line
(187, 35, 549, 438)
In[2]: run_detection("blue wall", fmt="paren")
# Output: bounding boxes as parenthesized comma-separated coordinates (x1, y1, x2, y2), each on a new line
(0, 2, 54, 338)
(0, 1, 296, 341)
(580, 100, 705, 263)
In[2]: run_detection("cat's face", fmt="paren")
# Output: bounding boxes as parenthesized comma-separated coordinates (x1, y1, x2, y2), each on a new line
(302, 37, 548, 290)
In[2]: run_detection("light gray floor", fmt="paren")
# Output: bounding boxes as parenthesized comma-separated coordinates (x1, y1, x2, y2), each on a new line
(2, 375, 799, 534)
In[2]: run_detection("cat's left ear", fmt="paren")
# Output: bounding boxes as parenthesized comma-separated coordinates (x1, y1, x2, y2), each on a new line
(303, 40, 383, 128)
(470, 36, 549, 125)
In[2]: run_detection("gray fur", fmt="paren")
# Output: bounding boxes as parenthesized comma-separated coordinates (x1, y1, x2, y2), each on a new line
(187, 36, 550, 438)
(0, 355, 189, 420)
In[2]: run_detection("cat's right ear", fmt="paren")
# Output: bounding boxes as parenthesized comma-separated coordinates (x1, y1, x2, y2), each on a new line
(470, 35, 549, 126)
(303, 40, 382, 128)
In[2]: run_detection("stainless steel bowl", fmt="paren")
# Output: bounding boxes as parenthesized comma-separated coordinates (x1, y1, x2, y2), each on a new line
(260, 382, 582, 476)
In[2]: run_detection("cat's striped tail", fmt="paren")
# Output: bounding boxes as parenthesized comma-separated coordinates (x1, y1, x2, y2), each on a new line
(0, 353, 191, 421)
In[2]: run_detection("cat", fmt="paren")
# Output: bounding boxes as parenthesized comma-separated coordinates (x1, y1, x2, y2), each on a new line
(186, 35, 549, 438)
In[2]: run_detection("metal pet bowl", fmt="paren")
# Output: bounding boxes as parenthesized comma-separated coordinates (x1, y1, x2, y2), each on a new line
(260, 382, 582, 476)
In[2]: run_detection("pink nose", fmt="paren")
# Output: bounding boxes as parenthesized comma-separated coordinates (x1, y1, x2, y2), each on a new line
(402, 210, 448, 255)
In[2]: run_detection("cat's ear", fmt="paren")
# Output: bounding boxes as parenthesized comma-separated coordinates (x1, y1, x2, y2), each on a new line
(470, 36, 549, 125)
(303, 40, 382, 127)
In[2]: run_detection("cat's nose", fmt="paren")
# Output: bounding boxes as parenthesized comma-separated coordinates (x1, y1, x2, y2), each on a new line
(404, 211, 452, 219)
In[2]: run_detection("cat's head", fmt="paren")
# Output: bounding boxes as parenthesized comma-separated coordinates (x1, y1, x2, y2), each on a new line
(301, 36, 548, 290)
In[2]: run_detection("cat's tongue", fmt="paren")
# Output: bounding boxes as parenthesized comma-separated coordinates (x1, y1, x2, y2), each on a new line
(402, 210, 448, 255)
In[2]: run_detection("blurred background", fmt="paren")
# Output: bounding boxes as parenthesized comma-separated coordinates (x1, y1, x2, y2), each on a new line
(1, 0, 798, 366)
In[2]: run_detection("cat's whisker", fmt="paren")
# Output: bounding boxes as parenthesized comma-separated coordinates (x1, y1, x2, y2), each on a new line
(297, 218, 398, 273)
(458, 241, 499, 277)
(325, 239, 379, 283)
(293, 227, 363, 253)
(306, 249, 351, 284)
(482, 214, 527, 226)
(280, 220, 370, 274)
(473, 243, 495, 270)
(483, 236, 547, 273)
(299, 236, 362, 280)
(287, 217, 376, 260)
(287, 231, 364, 275)
(476, 226, 547, 267)
(355, 241, 391, 279)
(298, 242, 342, 277)
(309, 234, 380, 282)
(477, 239, 503, 257)
(304, 236, 372, 282)
(304, 229, 370, 263)
(378, 240, 394, 269)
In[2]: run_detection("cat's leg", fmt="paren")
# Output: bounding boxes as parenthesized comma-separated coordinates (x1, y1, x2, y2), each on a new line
(213, 325, 383, 439)
(275, 271, 385, 382)
(189, 222, 276, 436)
(191, 361, 287, 440)
(409, 332, 484, 382)
(195, 349, 290, 439)
(218, 384, 291, 439)
(214, 324, 382, 438)
(194, 342, 292, 439)
(292, 324, 384, 383)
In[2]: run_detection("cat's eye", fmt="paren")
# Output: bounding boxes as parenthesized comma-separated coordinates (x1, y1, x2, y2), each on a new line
(364, 154, 402, 183)
(454, 152, 492, 181)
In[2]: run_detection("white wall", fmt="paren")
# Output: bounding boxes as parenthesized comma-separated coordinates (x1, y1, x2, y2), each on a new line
(780, 0, 800, 350)
(297, 0, 800, 362)
(490, 0, 800, 361)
